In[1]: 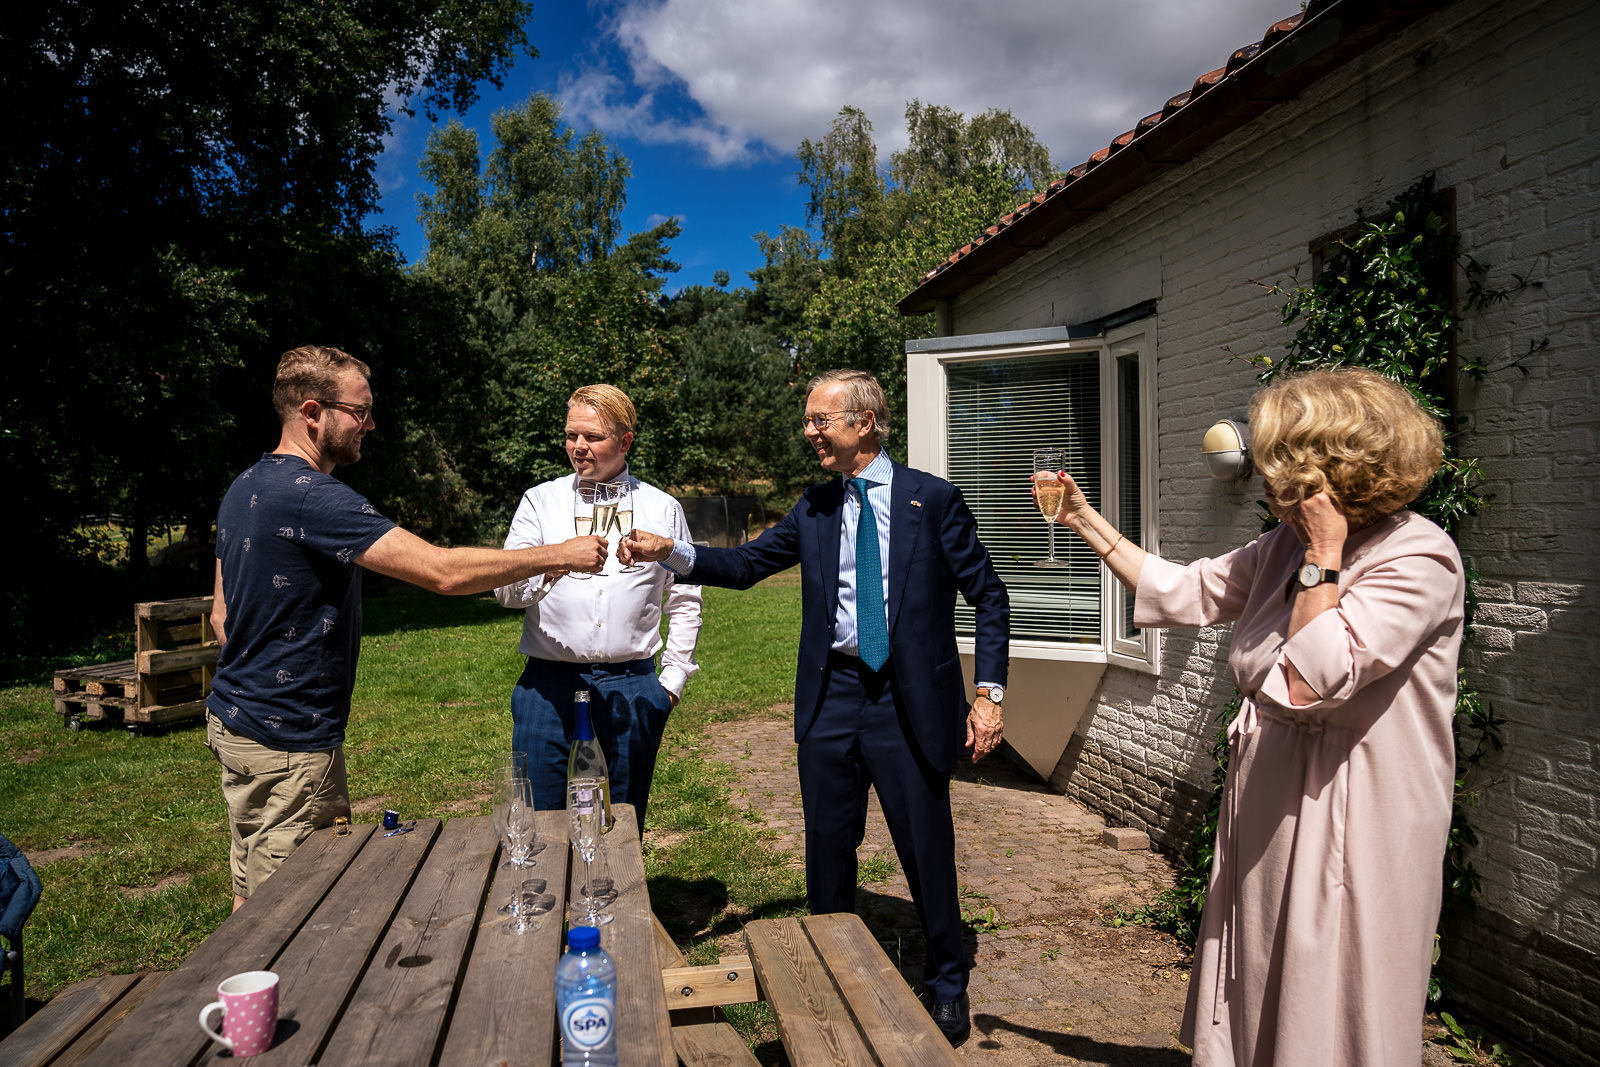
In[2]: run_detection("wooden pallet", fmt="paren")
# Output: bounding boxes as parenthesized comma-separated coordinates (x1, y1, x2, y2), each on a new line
(53, 597, 218, 732)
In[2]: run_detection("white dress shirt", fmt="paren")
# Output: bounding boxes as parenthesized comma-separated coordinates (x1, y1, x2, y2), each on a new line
(494, 469, 702, 697)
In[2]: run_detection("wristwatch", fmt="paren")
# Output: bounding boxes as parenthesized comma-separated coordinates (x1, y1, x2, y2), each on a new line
(1296, 562, 1340, 589)
(977, 684, 1004, 705)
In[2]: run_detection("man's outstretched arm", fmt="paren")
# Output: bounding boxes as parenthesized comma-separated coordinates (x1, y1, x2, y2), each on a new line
(358, 527, 608, 596)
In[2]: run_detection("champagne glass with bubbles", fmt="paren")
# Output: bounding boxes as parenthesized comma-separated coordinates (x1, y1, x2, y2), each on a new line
(610, 479, 642, 572)
(1032, 448, 1069, 568)
(590, 484, 618, 577)
(569, 487, 597, 580)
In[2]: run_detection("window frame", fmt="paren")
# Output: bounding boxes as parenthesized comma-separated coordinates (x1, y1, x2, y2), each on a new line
(906, 319, 1160, 672)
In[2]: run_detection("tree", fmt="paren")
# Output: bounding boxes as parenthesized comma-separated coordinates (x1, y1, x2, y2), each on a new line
(418, 93, 632, 315)
(413, 99, 686, 525)
(791, 102, 1057, 431)
(796, 106, 887, 273)
(2, 0, 533, 665)
(892, 99, 1057, 197)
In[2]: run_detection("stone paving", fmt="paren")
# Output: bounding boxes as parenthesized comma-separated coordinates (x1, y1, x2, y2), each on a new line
(695, 717, 1194, 1065)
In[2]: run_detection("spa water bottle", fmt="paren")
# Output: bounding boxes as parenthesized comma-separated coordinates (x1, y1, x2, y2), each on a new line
(557, 925, 617, 1066)
(567, 689, 614, 831)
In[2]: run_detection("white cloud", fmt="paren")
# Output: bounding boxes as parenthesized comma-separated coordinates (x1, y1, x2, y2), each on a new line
(564, 0, 1295, 169)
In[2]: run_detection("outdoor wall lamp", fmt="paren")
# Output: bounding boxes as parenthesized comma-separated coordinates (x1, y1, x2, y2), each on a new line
(1201, 419, 1253, 481)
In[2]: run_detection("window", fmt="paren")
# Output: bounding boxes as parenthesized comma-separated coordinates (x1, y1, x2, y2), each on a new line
(905, 319, 1158, 670)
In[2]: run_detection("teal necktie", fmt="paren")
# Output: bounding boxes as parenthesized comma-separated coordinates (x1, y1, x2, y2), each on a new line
(850, 478, 890, 671)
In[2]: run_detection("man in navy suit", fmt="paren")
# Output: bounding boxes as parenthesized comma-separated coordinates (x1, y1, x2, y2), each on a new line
(623, 369, 1008, 1045)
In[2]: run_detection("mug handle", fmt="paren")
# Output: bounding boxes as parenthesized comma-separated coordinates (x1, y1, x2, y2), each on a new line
(198, 1001, 235, 1049)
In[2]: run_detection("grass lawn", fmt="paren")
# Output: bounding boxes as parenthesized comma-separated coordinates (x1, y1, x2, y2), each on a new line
(0, 570, 810, 1031)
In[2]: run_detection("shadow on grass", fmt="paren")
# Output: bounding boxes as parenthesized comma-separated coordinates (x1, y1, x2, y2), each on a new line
(648, 875, 808, 944)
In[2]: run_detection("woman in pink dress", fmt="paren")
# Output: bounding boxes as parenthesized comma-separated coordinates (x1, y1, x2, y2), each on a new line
(1044, 368, 1465, 1066)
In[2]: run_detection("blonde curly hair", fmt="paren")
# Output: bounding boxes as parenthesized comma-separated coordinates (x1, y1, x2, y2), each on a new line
(1249, 367, 1443, 527)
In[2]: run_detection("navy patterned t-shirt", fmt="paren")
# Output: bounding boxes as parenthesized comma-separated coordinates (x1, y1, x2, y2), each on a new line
(206, 454, 396, 751)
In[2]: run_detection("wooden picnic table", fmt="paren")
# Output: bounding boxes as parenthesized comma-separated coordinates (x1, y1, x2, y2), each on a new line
(6, 803, 967, 1067)
(3, 804, 673, 1067)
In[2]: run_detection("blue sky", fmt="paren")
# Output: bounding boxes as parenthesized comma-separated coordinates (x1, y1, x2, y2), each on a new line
(372, 0, 1294, 294)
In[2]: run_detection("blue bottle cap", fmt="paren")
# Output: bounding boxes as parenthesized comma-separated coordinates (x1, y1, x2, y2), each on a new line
(568, 925, 600, 950)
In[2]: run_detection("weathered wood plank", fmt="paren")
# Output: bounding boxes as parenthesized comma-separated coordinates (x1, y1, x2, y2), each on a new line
(594, 804, 677, 1067)
(93, 821, 382, 1066)
(661, 958, 758, 1010)
(136, 645, 220, 676)
(136, 596, 214, 621)
(0, 972, 144, 1067)
(669, 1019, 766, 1067)
(744, 916, 875, 1066)
(125, 699, 209, 726)
(438, 809, 571, 1067)
(48, 971, 173, 1067)
(53, 661, 136, 690)
(248, 820, 444, 1066)
(315, 818, 495, 1066)
(804, 912, 963, 1067)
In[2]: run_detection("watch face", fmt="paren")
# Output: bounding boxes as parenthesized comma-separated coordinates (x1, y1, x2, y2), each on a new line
(985, 685, 1004, 703)
(1298, 563, 1321, 587)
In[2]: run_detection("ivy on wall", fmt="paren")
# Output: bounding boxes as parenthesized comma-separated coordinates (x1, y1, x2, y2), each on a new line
(1116, 175, 1508, 999)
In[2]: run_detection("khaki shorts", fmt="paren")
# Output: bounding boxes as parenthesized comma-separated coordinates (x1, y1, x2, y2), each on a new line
(206, 713, 350, 899)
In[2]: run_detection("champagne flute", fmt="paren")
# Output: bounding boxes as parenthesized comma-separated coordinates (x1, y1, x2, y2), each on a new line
(610, 479, 641, 572)
(1032, 448, 1069, 568)
(570, 486, 596, 580)
(491, 752, 531, 869)
(567, 777, 613, 926)
(498, 775, 536, 921)
(591, 484, 619, 570)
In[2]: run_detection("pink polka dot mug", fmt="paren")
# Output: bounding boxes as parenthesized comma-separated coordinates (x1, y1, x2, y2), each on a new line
(197, 970, 279, 1057)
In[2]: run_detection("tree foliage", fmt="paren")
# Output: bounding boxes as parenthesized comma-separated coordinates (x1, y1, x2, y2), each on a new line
(418, 94, 632, 312)
(788, 102, 1058, 449)
(2, 0, 532, 666)
(411, 94, 685, 524)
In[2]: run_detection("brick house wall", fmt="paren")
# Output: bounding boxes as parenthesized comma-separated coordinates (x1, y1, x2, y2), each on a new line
(927, 0, 1599, 1061)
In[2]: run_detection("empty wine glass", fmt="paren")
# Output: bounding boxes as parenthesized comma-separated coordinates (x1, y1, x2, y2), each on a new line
(495, 774, 536, 919)
(507, 877, 549, 936)
(1032, 448, 1069, 568)
(567, 777, 613, 926)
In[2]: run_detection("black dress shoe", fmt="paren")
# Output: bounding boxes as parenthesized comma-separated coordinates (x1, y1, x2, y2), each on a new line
(929, 992, 971, 1047)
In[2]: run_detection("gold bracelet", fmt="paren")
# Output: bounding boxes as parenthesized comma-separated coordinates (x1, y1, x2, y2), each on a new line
(1098, 533, 1124, 560)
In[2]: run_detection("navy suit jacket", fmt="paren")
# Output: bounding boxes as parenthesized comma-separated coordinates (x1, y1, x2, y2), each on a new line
(686, 459, 1009, 771)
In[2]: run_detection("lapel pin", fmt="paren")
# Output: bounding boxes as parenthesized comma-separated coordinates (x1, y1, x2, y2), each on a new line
(910, 500, 922, 508)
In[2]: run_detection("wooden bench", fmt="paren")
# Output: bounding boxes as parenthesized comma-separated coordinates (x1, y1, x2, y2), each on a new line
(655, 916, 761, 1066)
(743, 914, 964, 1067)
(656, 912, 963, 1066)
(53, 597, 217, 732)
(0, 971, 171, 1067)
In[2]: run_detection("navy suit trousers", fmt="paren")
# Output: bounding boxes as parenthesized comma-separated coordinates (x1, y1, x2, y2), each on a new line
(799, 653, 966, 1003)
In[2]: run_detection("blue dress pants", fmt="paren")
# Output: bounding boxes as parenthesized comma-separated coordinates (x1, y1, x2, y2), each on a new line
(510, 657, 673, 830)
(798, 653, 967, 1003)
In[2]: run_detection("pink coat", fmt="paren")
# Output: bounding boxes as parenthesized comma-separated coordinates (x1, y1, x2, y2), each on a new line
(1136, 509, 1464, 1066)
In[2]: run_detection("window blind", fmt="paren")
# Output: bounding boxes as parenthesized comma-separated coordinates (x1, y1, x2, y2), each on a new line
(946, 354, 1101, 643)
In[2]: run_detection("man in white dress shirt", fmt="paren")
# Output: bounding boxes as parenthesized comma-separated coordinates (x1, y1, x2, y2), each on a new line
(494, 384, 702, 827)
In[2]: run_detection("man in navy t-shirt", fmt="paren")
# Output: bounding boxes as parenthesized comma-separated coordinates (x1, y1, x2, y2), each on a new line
(207, 345, 608, 909)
